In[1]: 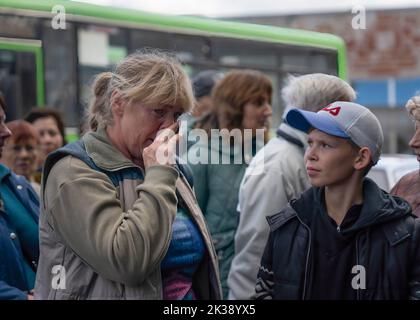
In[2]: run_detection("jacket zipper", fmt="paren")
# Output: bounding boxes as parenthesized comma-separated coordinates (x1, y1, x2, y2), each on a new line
(296, 215, 311, 300)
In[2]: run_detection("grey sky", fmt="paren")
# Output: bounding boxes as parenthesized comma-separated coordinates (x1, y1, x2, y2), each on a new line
(75, 0, 420, 17)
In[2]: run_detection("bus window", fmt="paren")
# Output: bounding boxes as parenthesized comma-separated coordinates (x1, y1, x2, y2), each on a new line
(130, 30, 212, 66)
(0, 14, 39, 39)
(170, 34, 212, 64)
(0, 49, 37, 120)
(77, 25, 129, 115)
(313, 52, 338, 76)
(212, 38, 278, 70)
(130, 29, 173, 52)
(42, 21, 79, 127)
(281, 49, 338, 75)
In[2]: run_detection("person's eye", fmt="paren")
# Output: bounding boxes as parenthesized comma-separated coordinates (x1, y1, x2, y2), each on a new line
(256, 98, 265, 106)
(322, 143, 331, 149)
(153, 109, 166, 117)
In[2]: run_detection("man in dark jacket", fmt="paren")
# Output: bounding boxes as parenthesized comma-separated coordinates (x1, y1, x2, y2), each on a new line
(0, 93, 40, 300)
(255, 101, 420, 300)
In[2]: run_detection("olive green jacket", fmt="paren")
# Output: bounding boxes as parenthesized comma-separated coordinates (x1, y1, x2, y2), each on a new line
(34, 127, 221, 299)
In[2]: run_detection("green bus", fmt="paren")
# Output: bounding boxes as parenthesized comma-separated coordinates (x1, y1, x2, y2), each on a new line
(0, 0, 347, 138)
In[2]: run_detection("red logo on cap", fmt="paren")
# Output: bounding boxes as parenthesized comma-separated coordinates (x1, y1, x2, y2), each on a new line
(322, 106, 341, 116)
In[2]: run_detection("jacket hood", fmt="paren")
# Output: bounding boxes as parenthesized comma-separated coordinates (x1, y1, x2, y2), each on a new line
(84, 126, 137, 171)
(0, 163, 11, 182)
(291, 178, 412, 235)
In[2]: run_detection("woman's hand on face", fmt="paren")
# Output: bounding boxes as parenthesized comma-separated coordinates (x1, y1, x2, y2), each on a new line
(143, 122, 179, 169)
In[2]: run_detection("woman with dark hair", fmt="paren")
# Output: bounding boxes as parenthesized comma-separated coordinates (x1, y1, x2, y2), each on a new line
(24, 108, 66, 167)
(187, 69, 273, 298)
(24, 108, 67, 184)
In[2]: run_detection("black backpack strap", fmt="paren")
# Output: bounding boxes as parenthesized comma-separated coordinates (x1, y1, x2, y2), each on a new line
(276, 128, 304, 149)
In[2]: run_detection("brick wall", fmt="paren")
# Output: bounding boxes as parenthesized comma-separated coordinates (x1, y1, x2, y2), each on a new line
(235, 9, 420, 79)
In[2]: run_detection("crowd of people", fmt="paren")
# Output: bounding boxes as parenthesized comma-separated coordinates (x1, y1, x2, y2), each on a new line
(0, 50, 420, 300)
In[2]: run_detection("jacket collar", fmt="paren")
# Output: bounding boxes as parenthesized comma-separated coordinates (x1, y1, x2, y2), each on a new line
(0, 164, 11, 182)
(266, 204, 298, 231)
(277, 122, 309, 149)
(83, 126, 139, 171)
(291, 178, 412, 234)
(270, 179, 413, 245)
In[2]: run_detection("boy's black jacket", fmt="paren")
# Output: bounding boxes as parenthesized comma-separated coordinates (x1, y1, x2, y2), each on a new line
(255, 178, 420, 300)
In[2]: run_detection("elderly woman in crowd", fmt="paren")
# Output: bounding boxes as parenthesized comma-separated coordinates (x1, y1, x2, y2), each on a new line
(0, 120, 41, 194)
(34, 51, 221, 300)
(25, 108, 66, 160)
(25, 108, 67, 183)
(391, 96, 420, 217)
(0, 93, 40, 300)
(187, 69, 273, 298)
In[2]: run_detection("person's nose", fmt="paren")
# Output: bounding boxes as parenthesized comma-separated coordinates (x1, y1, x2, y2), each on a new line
(0, 123, 11, 139)
(42, 133, 53, 144)
(160, 113, 177, 130)
(18, 147, 31, 159)
(305, 145, 318, 162)
(409, 128, 420, 150)
(263, 103, 273, 117)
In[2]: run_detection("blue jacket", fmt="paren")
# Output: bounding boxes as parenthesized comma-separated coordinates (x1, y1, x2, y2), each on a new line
(0, 164, 40, 300)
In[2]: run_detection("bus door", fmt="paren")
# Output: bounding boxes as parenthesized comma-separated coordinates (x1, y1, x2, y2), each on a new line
(0, 37, 44, 120)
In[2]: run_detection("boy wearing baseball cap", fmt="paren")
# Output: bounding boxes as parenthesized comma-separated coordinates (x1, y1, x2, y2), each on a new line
(254, 101, 420, 300)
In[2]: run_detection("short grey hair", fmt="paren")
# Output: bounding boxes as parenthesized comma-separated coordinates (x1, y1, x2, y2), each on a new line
(405, 96, 420, 121)
(281, 73, 356, 113)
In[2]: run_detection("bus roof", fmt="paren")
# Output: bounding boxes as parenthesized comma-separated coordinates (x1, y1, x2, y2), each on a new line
(0, 0, 347, 78)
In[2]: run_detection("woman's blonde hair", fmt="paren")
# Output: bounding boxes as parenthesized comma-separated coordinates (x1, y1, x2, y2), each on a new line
(406, 96, 420, 121)
(88, 50, 194, 130)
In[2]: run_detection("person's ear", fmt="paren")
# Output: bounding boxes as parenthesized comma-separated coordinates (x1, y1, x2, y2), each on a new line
(110, 90, 124, 118)
(354, 147, 371, 171)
